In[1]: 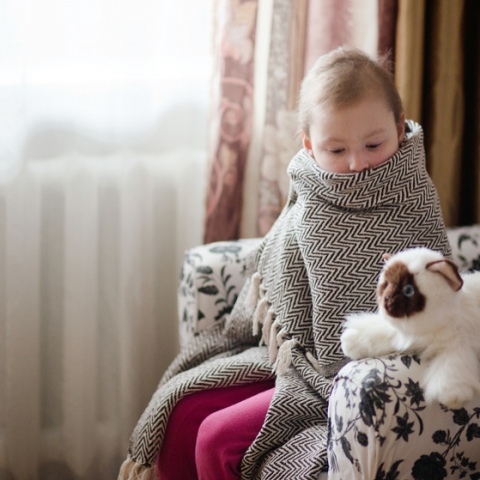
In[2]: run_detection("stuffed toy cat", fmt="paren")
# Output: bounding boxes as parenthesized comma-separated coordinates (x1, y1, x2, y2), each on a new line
(341, 247, 480, 409)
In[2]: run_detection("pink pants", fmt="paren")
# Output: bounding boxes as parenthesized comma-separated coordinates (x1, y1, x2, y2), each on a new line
(156, 381, 275, 480)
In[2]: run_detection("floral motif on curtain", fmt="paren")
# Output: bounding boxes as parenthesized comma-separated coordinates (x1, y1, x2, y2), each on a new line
(205, 0, 398, 241)
(204, 0, 258, 243)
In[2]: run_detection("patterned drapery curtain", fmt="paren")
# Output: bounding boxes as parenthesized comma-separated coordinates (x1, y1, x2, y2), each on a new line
(205, 0, 480, 241)
(204, 0, 396, 243)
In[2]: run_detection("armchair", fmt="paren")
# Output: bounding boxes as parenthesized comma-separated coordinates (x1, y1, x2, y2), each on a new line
(178, 226, 480, 478)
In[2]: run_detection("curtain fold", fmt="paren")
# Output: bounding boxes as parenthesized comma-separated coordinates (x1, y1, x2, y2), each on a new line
(423, 0, 465, 227)
(249, 0, 309, 238)
(378, 0, 398, 60)
(204, 0, 259, 243)
(462, 1, 480, 225)
(394, 0, 426, 123)
(395, 0, 480, 227)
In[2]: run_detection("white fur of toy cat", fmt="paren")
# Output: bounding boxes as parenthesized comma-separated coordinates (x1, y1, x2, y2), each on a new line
(341, 247, 480, 410)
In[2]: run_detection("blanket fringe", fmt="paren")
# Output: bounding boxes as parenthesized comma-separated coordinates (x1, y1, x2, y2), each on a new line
(268, 319, 281, 363)
(118, 458, 157, 480)
(252, 297, 269, 336)
(246, 272, 261, 308)
(306, 351, 321, 373)
(260, 308, 275, 346)
(274, 338, 296, 375)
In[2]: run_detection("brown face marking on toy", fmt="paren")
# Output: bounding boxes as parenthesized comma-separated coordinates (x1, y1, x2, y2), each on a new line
(377, 261, 426, 318)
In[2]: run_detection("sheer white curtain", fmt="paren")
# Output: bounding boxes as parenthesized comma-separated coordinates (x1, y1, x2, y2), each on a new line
(0, 1, 213, 479)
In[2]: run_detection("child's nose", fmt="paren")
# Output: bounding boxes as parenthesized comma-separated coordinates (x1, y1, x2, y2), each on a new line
(349, 153, 370, 172)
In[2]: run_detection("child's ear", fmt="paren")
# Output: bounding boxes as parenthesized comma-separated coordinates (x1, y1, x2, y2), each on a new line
(397, 112, 406, 144)
(301, 132, 312, 152)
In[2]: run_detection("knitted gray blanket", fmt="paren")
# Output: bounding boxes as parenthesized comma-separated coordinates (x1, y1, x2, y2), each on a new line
(119, 121, 451, 480)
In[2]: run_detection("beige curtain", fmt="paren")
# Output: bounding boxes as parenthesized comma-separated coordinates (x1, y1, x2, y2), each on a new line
(395, 0, 480, 227)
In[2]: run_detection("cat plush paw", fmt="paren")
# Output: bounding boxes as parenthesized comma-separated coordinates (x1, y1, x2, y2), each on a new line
(423, 348, 480, 409)
(341, 312, 398, 360)
(340, 326, 369, 360)
(426, 382, 474, 410)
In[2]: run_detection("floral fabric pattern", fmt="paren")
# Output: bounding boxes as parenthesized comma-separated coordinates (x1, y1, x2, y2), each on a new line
(328, 356, 480, 479)
(446, 225, 480, 272)
(178, 238, 261, 348)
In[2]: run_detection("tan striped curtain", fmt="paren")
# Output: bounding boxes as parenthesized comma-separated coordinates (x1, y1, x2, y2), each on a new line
(204, 0, 398, 242)
(395, 0, 480, 228)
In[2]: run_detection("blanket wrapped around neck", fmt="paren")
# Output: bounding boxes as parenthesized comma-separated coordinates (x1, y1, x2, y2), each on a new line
(119, 120, 451, 480)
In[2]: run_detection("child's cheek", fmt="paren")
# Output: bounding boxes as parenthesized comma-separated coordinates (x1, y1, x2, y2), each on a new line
(371, 146, 398, 168)
(371, 154, 390, 168)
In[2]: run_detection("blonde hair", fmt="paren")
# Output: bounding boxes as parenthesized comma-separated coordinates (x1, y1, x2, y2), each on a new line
(298, 47, 403, 134)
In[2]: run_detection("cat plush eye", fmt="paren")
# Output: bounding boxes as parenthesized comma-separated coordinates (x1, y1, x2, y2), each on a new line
(402, 284, 415, 297)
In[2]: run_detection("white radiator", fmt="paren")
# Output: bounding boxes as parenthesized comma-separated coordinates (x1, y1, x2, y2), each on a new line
(0, 150, 206, 479)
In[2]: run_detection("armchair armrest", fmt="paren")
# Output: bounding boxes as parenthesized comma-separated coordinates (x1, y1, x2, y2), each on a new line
(178, 238, 262, 348)
(327, 355, 480, 478)
(447, 224, 480, 271)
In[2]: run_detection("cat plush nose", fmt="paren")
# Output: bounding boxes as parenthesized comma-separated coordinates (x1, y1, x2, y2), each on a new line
(382, 285, 426, 318)
(384, 293, 407, 318)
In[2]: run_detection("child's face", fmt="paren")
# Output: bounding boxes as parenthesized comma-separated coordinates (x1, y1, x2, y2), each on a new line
(302, 98, 405, 174)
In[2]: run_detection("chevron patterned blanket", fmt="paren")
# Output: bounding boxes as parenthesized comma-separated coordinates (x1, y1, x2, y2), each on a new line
(119, 121, 451, 480)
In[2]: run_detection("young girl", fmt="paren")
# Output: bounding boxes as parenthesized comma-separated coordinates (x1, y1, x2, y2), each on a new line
(119, 47, 451, 480)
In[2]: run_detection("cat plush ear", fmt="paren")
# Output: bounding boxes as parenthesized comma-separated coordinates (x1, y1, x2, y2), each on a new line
(382, 253, 393, 263)
(426, 259, 463, 291)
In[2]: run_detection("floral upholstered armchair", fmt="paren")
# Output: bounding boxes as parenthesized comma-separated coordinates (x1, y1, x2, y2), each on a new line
(177, 226, 480, 479)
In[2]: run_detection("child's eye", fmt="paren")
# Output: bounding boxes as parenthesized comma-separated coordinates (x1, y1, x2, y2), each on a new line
(328, 148, 345, 154)
(367, 143, 381, 150)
